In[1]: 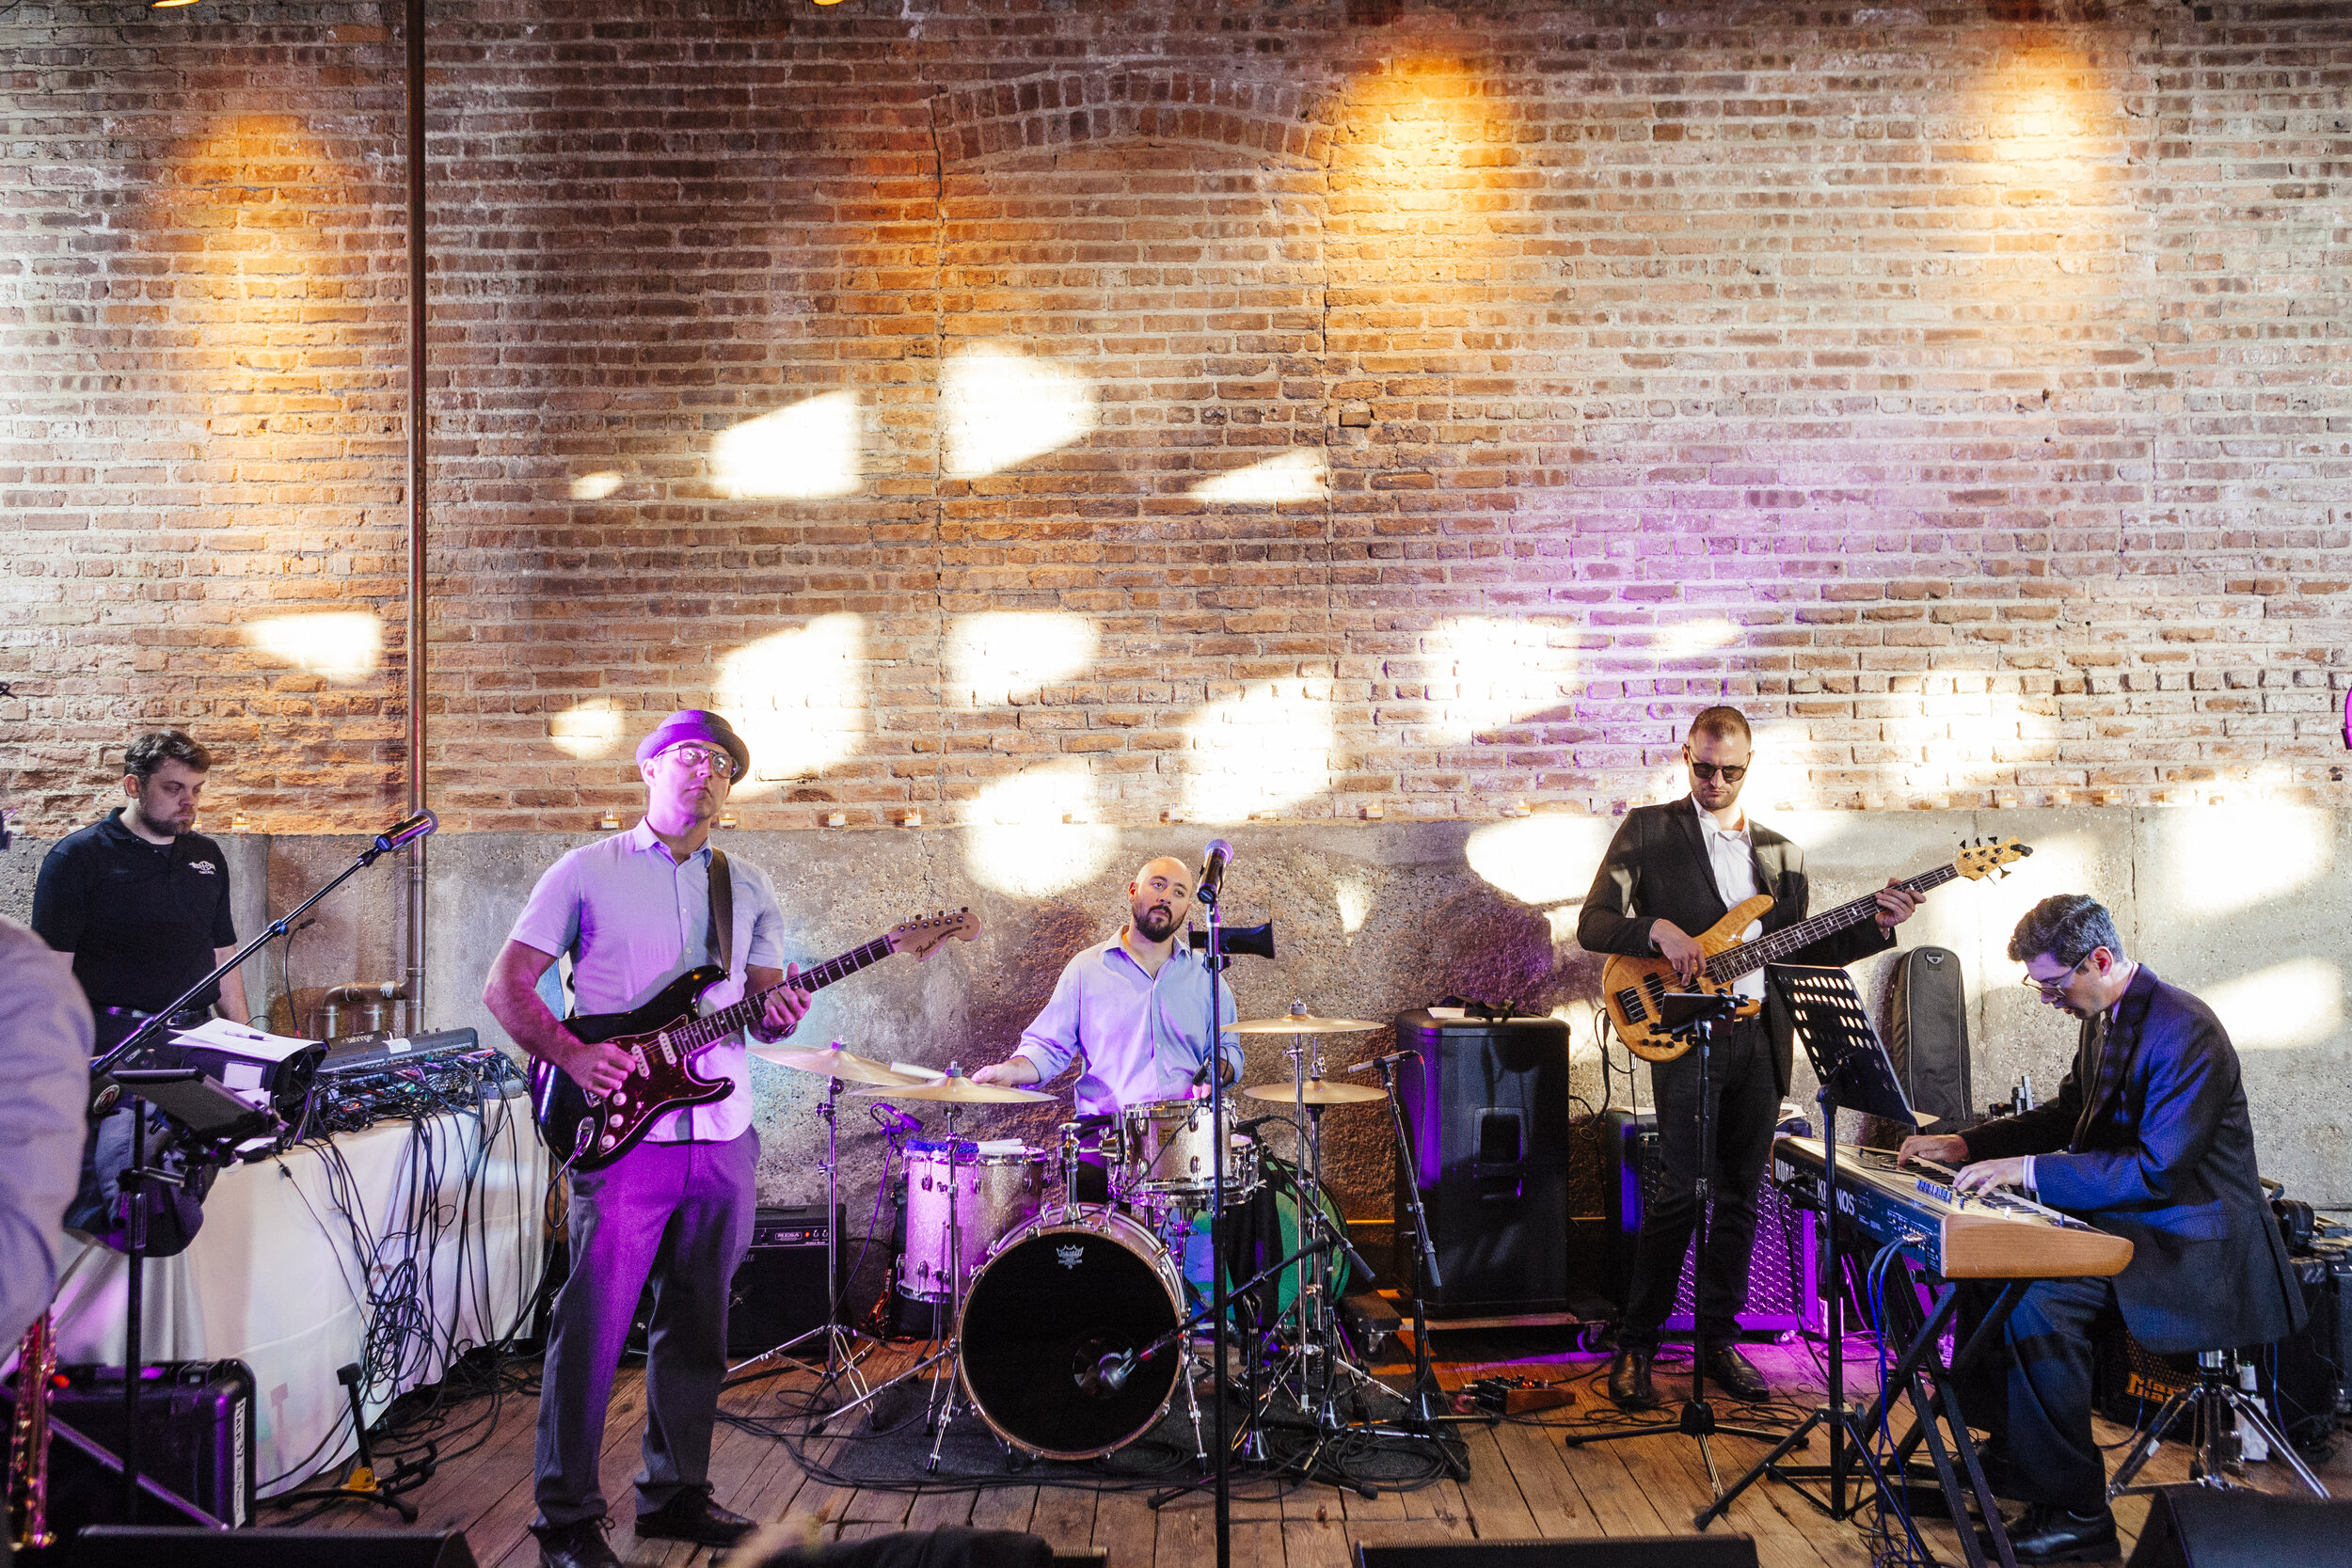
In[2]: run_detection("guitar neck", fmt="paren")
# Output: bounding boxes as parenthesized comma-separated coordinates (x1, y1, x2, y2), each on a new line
(675, 934, 896, 1053)
(1704, 863, 1959, 984)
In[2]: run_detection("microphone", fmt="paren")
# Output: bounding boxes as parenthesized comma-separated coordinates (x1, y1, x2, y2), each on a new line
(868, 1101, 922, 1139)
(1077, 1349, 1137, 1398)
(373, 810, 438, 854)
(1345, 1050, 1416, 1076)
(1197, 839, 1233, 907)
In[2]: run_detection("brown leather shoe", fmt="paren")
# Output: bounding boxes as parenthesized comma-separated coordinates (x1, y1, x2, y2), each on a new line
(1606, 1348, 1658, 1410)
(1703, 1344, 1770, 1402)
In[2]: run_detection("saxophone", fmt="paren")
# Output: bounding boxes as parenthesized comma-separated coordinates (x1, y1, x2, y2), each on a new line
(8, 1311, 56, 1550)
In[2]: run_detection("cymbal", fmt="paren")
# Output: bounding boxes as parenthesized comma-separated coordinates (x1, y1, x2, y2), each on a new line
(1230, 1014, 1384, 1036)
(1242, 1079, 1389, 1107)
(854, 1074, 1053, 1105)
(750, 1041, 929, 1087)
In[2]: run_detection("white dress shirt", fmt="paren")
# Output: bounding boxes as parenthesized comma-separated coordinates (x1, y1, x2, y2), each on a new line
(1693, 798, 1766, 1002)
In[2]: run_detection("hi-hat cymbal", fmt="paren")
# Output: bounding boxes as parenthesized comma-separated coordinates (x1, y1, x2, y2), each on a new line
(1242, 1079, 1389, 1107)
(854, 1074, 1053, 1105)
(750, 1041, 930, 1087)
(1231, 1014, 1384, 1036)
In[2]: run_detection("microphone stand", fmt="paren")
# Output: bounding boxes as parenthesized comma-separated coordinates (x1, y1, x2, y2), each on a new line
(1198, 873, 1233, 1568)
(94, 814, 437, 1077)
(1372, 1051, 1470, 1476)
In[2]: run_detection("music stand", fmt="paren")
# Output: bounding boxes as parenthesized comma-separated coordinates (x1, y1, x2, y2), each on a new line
(1699, 965, 2017, 1568)
(1565, 990, 1779, 1489)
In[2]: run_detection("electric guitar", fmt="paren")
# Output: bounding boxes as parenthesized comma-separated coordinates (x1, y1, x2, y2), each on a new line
(1600, 837, 2031, 1063)
(529, 908, 982, 1170)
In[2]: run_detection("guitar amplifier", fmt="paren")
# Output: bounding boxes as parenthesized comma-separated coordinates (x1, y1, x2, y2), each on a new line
(2093, 1251, 2345, 1449)
(1604, 1106, 1820, 1335)
(42, 1360, 256, 1530)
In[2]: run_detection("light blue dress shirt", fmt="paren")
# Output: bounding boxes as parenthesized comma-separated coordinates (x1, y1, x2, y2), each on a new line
(508, 820, 785, 1143)
(1013, 932, 1244, 1118)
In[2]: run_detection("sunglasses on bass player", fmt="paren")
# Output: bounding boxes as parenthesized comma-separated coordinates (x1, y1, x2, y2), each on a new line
(1688, 761, 1747, 783)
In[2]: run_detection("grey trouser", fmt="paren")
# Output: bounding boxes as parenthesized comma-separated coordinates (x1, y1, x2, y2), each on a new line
(533, 1130, 758, 1528)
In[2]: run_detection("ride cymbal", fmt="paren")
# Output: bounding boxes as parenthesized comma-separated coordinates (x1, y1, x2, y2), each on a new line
(1230, 1014, 1383, 1036)
(750, 1041, 930, 1086)
(1241, 1079, 1388, 1107)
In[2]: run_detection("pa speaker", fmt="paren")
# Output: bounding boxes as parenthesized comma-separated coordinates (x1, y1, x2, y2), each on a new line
(2124, 1488, 2352, 1568)
(1391, 1010, 1570, 1315)
(1356, 1537, 1758, 1567)
(75, 1526, 477, 1567)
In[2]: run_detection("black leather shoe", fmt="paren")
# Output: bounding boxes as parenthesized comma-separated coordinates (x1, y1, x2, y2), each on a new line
(636, 1484, 756, 1547)
(1982, 1503, 2119, 1563)
(1606, 1348, 1658, 1410)
(1703, 1344, 1770, 1402)
(532, 1519, 622, 1568)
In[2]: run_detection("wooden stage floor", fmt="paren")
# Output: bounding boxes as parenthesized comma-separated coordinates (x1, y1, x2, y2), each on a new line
(265, 1335, 2348, 1566)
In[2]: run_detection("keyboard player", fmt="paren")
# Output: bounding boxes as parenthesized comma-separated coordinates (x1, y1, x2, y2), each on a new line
(1897, 894, 2303, 1564)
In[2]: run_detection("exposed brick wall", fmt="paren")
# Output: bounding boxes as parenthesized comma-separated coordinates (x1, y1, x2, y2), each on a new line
(5, 1, 2350, 834)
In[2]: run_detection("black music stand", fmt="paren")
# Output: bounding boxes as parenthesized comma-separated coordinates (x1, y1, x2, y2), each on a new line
(1697, 964, 2018, 1568)
(1565, 990, 1778, 1491)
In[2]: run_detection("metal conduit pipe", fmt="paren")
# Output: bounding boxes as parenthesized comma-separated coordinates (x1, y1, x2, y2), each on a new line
(403, 0, 430, 1038)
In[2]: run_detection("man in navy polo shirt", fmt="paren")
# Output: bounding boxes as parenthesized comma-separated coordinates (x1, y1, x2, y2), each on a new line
(484, 709, 810, 1568)
(32, 728, 250, 1053)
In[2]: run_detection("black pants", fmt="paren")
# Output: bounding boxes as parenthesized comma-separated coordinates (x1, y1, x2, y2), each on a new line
(1618, 1020, 1780, 1352)
(1953, 1275, 2122, 1513)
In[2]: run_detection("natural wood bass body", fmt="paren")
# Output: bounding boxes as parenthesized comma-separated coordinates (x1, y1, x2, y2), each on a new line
(1599, 837, 2032, 1064)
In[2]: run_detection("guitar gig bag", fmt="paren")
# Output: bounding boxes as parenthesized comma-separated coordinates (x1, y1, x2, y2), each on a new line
(1887, 945, 1974, 1132)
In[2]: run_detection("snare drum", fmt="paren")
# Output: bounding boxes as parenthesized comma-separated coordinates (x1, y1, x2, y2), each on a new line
(1112, 1097, 1262, 1206)
(897, 1138, 1045, 1304)
(957, 1206, 1184, 1459)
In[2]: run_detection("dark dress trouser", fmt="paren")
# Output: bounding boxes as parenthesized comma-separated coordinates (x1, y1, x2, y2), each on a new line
(1616, 1018, 1782, 1354)
(534, 1129, 759, 1529)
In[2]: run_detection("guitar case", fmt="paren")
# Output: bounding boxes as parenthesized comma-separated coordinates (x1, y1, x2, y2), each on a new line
(1886, 945, 1974, 1133)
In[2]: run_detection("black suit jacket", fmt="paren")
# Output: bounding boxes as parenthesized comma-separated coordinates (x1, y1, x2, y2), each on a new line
(1577, 796, 1895, 1094)
(1961, 964, 2302, 1355)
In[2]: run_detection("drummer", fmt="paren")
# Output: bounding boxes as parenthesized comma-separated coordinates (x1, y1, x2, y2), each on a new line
(971, 856, 1243, 1199)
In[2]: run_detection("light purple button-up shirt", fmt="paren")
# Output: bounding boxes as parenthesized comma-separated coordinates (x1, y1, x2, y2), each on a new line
(1012, 932, 1244, 1118)
(508, 819, 784, 1144)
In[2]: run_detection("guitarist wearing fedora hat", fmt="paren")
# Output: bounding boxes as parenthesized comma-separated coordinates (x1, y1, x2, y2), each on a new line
(485, 709, 812, 1568)
(1579, 706, 1921, 1410)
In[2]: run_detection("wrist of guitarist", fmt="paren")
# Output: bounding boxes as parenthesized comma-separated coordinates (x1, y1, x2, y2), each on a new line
(484, 940, 636, 1099)
(1649, 921, 1706, 984)
(746, 962, 813, 1044)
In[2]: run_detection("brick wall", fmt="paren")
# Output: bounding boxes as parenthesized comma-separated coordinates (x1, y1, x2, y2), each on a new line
(6, 0, 2350, 836)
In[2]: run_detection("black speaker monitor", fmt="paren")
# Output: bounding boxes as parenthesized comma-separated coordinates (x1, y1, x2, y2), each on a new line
(2123, 1488, 2352, 1568)
(1357, 1536, 1759, 1567)
(76, 1527, 477, 1567)
(1392, 1010, 1570, 1315)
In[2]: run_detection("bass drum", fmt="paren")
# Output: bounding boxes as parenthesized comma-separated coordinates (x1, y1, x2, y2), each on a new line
(958, 1208, 1184, 1460)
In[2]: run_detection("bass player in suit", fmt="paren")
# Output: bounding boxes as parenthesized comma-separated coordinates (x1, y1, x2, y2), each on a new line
(1900, 894, 2304, 1563)
(1580, 706, 1920, 1409)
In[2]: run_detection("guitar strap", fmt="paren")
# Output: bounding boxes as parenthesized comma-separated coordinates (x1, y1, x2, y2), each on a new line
(707, 847, 735, 976)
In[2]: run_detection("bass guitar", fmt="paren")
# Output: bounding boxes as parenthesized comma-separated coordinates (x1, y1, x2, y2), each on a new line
(1600, 837, 2030, 1063)
(529, 908, 982, 1170)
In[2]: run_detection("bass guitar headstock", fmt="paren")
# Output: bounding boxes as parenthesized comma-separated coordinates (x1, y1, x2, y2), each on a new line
(886, 907, 984, 962)
(1954, 836, 2033, 881)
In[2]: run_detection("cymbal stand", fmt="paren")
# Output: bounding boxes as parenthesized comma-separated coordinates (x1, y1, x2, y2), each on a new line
(1257, 1024, 1400, 1476)
(816, 1100, 973, 1453)
(732, 1072, 878, 1413)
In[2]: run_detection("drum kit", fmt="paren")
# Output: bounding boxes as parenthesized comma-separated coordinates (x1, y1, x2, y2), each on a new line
(741, 1006, 1420, 1479)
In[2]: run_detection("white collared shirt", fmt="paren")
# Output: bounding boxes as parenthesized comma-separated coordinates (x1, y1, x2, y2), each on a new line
(1694, 798, 1766, 1002)
(508, 819, 785, 1143)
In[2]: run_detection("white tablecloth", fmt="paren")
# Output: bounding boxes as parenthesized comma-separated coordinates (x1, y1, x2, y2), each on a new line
(51, 1093, 548, 1497)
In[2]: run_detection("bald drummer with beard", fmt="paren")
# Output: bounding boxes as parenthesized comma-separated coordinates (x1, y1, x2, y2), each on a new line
(974, 857, 1244, 1197)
